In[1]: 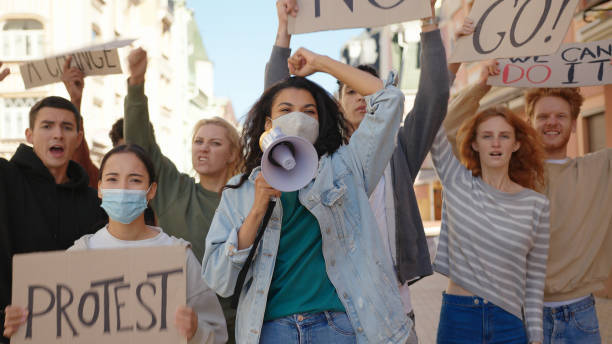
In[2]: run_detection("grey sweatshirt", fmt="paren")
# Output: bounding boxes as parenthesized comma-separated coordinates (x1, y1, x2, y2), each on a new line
(264, 29, 450, 284)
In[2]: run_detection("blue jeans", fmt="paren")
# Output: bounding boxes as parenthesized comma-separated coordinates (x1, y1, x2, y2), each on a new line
(260, 311, 356, 344)
(543, 295, 601, 344)
(437, 293, 527, 344)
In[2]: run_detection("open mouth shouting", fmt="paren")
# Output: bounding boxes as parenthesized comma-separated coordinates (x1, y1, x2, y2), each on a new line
(49, 144, 65, 158)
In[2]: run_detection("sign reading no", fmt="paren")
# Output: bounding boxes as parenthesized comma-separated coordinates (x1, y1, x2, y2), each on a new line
(288, 0, 431, 34)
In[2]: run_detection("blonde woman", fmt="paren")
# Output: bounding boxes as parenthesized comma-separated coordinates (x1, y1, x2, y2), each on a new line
(124, 48, 242, 343)
(124, 48, 242, 262)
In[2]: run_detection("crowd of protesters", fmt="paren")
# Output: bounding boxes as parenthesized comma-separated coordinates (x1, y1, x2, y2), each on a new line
(1, 0, 610, 343)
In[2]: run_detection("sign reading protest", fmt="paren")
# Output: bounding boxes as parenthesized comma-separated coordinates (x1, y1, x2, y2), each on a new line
(449, 0, 580, 63)
(19, 39, 135, 89)
(288, 0, 431, 34)
(488, 39, 612, 88)
(11, 246, 187, 344)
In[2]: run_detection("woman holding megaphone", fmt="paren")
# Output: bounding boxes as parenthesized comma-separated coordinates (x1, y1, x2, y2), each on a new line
(202, 48, 414, 343)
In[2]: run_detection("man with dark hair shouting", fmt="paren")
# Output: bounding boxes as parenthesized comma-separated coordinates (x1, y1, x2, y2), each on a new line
(0, 65, 107, 343)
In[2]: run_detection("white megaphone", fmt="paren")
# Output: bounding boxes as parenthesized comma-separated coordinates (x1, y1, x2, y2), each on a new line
(259, 127, 318, 192)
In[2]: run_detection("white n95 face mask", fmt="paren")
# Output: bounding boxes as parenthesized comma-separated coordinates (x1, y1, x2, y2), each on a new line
(272, 111, 319, 144)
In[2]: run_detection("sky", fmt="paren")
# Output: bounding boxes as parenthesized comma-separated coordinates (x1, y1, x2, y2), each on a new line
(186, 1, 364, 122)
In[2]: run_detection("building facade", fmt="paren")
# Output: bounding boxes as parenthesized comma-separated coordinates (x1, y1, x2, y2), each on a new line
(0, 0, 236, 172)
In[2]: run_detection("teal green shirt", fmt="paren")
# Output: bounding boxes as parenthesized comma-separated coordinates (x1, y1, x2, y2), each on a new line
(263, 192, 345, 321)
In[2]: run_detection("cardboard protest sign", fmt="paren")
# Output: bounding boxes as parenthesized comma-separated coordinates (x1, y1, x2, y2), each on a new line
(449, 0, 579, 63)
(488, 39, 612, 88)
(19, 39, 135, 89)
(11, 245, 187, 344)
(288, 0, 431, 34)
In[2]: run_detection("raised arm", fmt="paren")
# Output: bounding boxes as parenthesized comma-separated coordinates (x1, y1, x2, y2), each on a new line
(288, 48, 400, 195)
(124, 48, 195, 216)
(289, 48, 383, 95)
(448, 17, 475, 77)
(524, 201, 550, 344)
(0, 62, 8, 81)
(443, 63, 497, 157)
(395, 21, 450, 177)
(264, 0, 298, 89)
(62, 56, 99, 188)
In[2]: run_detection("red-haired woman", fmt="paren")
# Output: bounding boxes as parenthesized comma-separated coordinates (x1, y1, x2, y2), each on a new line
(431, 98, 550, 343)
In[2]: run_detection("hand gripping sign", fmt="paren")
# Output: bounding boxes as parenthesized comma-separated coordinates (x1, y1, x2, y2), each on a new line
(288, 0, 431, 34)
(11, 246, 187, 344)
(488, 39, 612, 88)
(19, 39, 135, 89)
(449, 0, 580, 63)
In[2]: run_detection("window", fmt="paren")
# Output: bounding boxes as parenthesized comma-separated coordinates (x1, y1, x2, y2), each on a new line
(1, 19, 44, 60)
(586, 112, 605, 152)
(0, 97, 40, 138)
(92, 24, 101, 42)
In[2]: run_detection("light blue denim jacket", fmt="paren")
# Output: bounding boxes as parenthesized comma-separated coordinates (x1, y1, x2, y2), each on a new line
(202, 75, 413, 344)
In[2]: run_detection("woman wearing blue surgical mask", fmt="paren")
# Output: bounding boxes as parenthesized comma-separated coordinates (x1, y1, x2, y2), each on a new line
(2, 144, 228, 344)
(202, 48, 414, 343)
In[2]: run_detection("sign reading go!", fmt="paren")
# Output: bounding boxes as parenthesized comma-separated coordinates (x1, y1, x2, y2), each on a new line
(11, 246, 187, 344)
(449, 0, 580, 63)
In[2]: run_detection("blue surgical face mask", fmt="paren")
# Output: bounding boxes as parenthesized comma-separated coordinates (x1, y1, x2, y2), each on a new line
(100, 187, 150, 224)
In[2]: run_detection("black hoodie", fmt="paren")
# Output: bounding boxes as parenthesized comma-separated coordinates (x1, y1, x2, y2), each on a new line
(0, 144, 107, 342)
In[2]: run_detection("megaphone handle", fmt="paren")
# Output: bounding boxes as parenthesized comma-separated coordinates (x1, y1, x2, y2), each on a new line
(231, 199, 276, 309)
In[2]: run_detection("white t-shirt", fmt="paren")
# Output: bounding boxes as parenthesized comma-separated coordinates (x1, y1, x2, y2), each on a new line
(88, 225, 175, 249)
(369, 168, 413, 314)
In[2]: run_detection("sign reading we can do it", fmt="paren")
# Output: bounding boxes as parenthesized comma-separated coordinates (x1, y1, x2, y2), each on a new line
(489, 39, 611, 88)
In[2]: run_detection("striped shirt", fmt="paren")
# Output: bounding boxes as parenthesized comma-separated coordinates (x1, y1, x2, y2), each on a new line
(431, 128, 550, 342)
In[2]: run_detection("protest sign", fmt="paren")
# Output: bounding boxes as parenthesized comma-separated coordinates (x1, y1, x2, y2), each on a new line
(288, 0, 431, 34)
(11, 245, 187, 344)
(488, 39, 611, 88)
(19, 39, 135, 89)
(449, 0, 579, 63)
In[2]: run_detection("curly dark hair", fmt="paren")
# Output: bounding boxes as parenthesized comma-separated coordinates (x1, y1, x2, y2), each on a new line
(227, 76, 349, 189)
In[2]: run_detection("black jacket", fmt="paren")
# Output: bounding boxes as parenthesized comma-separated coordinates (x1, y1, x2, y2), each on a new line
(0, 144, 107, 342)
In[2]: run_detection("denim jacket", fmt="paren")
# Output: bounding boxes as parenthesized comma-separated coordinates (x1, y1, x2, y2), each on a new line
(202, 75, 413, 343)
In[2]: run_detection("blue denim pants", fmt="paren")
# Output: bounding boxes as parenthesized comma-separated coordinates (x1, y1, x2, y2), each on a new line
(260, 311, 356, 344)
(543, 295, 601, 344)
(437, 293, 527, 344)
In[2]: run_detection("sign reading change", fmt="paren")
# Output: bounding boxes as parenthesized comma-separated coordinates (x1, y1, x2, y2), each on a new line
(288, 0, 431, 34)
(449, 0, 580, 63)
(11, 246, 187, 344)
(488, 39, 611, 88)
(19, 39, 135, 89)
